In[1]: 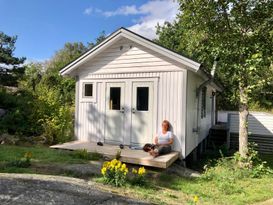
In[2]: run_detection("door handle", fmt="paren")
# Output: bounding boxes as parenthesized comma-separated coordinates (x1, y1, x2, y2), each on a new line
(132, 108, 136, 114)
(120, 107, 125, 113)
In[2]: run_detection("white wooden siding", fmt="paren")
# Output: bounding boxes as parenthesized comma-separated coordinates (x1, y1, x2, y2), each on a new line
(76, 71, 186, 155)
(186, 71, 215, 156)
(227, 112, 273, 136)
(74, 37, 192, 157)
(79, 38, 184, 75)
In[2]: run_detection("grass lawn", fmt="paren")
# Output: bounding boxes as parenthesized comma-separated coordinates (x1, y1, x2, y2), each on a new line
(93, 171, 273, 205)
(0, 145, 102, 174)
(0, 145, 273, 205)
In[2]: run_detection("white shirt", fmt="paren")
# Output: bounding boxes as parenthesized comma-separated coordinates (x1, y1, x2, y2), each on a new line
(157, 130, 172, 144)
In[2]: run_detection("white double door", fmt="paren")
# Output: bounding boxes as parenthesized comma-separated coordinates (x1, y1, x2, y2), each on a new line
(105, 80, 155, 145)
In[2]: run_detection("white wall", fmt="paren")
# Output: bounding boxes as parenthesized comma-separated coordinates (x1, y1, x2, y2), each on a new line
(186, 71, 215, 156)
(75, 37, 187, 155)
(218, 111, 273, 136)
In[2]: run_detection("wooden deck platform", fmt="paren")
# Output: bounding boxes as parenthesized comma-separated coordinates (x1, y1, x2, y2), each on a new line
(50, 141, 179, 168)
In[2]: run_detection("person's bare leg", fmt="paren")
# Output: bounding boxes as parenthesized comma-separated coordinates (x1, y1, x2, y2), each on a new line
(149, 150, 159, 158)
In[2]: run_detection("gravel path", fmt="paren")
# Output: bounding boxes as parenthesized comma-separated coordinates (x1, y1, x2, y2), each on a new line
(0, 173, 148, 205)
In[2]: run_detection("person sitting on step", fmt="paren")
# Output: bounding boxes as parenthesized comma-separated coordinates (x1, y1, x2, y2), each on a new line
(143, 120, 173, 157)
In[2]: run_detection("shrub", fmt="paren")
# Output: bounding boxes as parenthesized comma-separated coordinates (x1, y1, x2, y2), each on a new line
(72, 149, 102, 161)
(233, 142, 273, 178)
(201, 143, 273, 194)
(73, 149, 90, 160)
(101, 159, 128, 187)
(8, 151, 33, 168)
(130, 167, 147, 186)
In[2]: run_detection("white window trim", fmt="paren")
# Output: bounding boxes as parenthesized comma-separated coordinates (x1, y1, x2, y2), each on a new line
(80, 81, 97, 103)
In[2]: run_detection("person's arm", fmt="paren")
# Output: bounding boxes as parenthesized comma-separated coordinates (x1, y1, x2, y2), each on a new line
(158, 132, 173, 145)
(154, 135, 158, 145)
(168, 137, 174, 145)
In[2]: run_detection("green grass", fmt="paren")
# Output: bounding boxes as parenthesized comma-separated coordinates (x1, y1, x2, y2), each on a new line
(94, 171, 273, 205)
(1, 145, 273, 204)
(0, 145, 101, 164)
(155, 173, 273, 205)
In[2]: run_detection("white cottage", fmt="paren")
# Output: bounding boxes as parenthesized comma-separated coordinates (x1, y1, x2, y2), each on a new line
(60, 28, 222, 159)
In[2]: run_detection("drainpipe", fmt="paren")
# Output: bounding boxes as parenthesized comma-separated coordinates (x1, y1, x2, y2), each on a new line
(193, 57, 219, 133)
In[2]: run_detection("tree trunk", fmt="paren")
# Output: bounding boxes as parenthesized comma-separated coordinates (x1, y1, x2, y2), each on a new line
(239, 85, 249, 158)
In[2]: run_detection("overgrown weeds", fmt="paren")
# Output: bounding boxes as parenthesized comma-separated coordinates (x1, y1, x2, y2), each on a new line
(201, 143, 273, 195)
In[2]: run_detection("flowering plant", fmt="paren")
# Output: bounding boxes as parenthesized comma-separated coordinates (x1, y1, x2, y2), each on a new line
(8, 151, 33, 168)
(101, 159, 128, 187)
(193, 195, 199, 204)
(131, 166, 146, 186)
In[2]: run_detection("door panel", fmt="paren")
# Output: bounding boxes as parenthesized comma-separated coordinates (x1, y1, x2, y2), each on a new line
(131, 82, 154, 145)
(105, 82, 125, 143)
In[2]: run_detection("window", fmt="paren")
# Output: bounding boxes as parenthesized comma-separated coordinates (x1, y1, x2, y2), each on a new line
(109, 87, 121, 110)
(201, 87, 207, 119)
(136, 87, 149, 111)
(83, 83, 93, 97)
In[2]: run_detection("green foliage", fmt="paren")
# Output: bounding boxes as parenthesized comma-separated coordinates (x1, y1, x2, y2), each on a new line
(0, 88, 43, 136)
(233, 142, 273, 177)
(202, 143, 273, 195)
(130, 167, 147, 186)
(0, 145, 94, 164)
(72, 149, 102, 160)
(0, 31, 108, 144)
(115, 149, 121, 160)
(101, 159, 129, 187)
(7, 151, 32, 168)
(156, 0, 273, 111)
(0, 31, 26, 86)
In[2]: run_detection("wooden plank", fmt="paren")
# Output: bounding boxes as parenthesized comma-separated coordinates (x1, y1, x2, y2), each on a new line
(50, 141, 179, 168)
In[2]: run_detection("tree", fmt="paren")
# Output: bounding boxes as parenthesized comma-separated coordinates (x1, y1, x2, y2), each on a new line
(0, 31, 26, 86)
(157, 0, 273, 158)
(87, 31, 107, 49)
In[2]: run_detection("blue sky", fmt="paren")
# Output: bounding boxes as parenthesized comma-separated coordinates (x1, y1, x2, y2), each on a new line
(0, 0, 179, 61)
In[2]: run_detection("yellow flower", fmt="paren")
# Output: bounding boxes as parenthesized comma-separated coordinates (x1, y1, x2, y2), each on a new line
(111, 159, 118, 166)
(138, 167, 146, 176)
(132, 168, 137, 174)
(116, 161, 122, 169)
(24, 151, 32, 159)
(124, 168, 128, 175)
(103, 161, 110, 168)
(193, 195, 199, 203)
(101, 167, 107, 175)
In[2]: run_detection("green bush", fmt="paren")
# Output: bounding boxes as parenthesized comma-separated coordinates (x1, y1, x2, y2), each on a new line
(72, 149, 102, 161)
(73, 149, 90, 160)
(7, 151, 33, 168)
(101, 159, 128, 187)
(202, 143, 273, 195)
(130, 167, 147, 186)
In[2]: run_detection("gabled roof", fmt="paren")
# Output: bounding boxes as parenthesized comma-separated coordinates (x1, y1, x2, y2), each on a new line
(59, 27, 201, 76)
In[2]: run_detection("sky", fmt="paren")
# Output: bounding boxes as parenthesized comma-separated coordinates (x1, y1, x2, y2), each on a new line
(0, 0, 179, 62)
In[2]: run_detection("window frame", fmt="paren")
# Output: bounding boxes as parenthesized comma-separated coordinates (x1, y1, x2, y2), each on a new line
(80, 81, 97, 102)
(136, 86, 149, 111)
(201, 86, 207, 119)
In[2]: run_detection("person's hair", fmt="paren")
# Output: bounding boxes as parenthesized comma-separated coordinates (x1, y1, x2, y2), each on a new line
(143, 143, 154, 152)
(162, 120, 170, 131)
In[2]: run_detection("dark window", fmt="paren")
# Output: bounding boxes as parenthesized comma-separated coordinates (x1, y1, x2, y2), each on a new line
(201, 87, 207, 119)
(84, 83, 93, 97)
(109, 87, 121, 110)
(136, 87, 149, 111)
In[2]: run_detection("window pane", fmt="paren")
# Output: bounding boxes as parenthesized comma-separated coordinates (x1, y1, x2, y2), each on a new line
(201, 87, 207, 118)
(137, 87, 149, 111)
(84, 84, 93, 97)
(109, 87, 121, 110)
